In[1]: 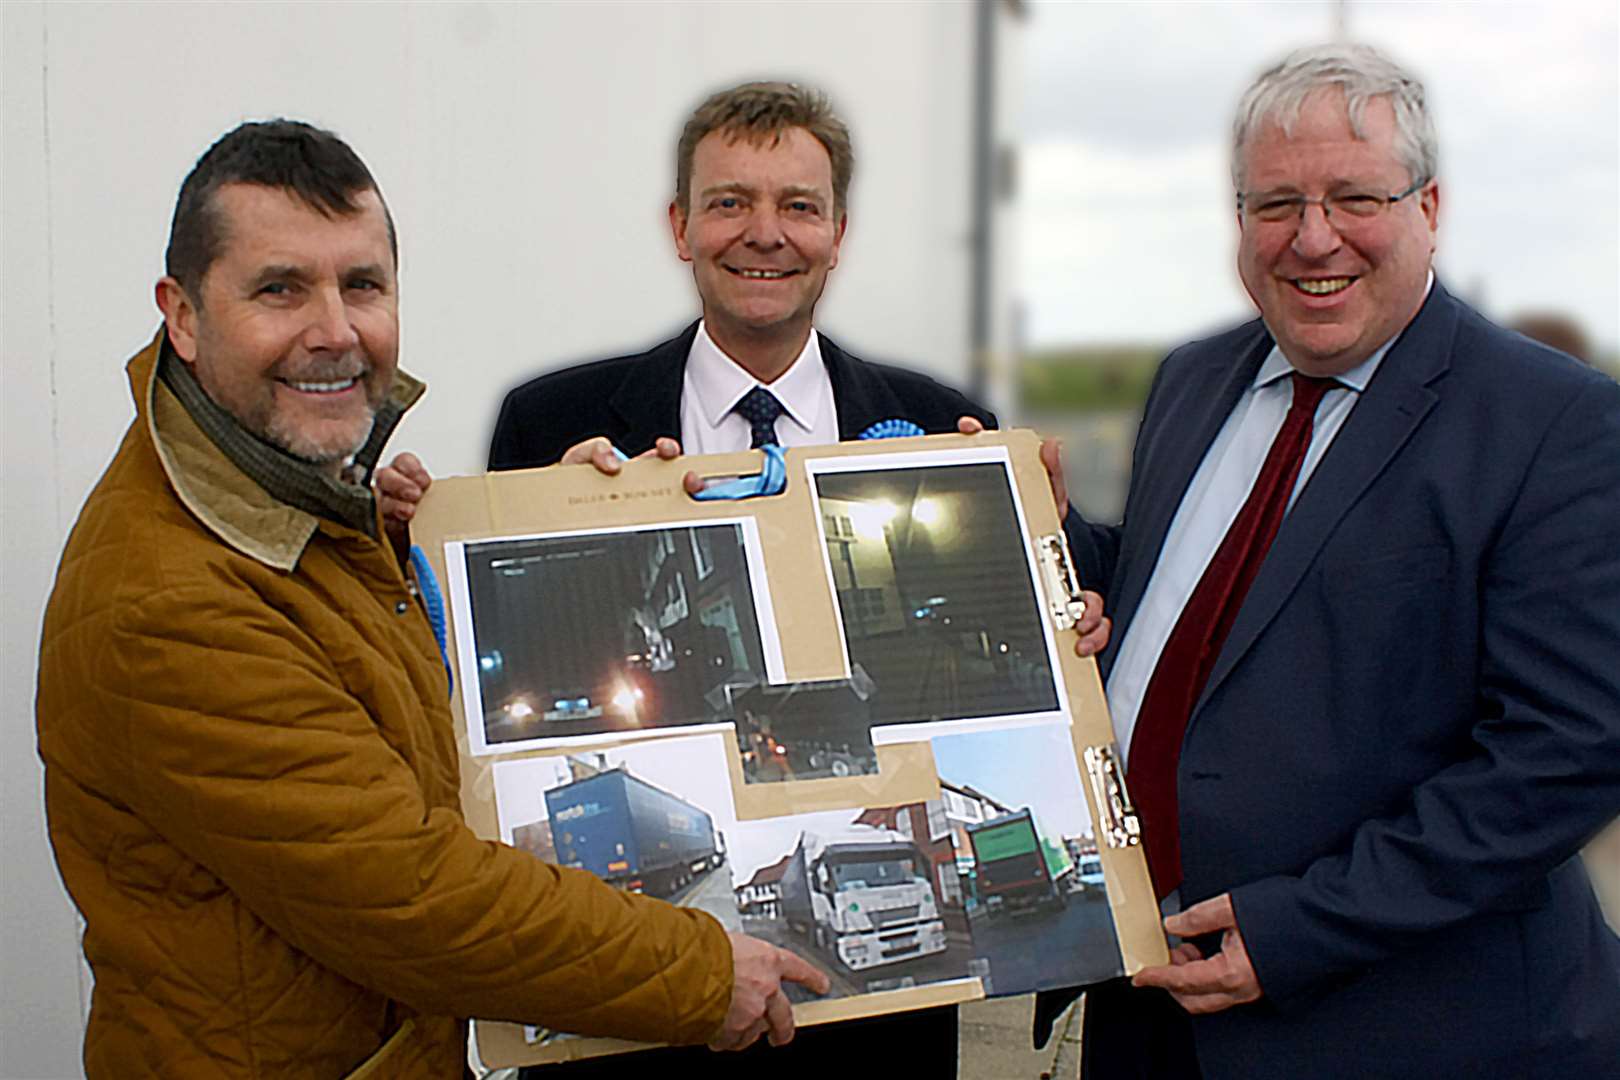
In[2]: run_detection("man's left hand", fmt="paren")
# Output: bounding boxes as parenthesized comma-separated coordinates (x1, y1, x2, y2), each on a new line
(1132, 893, 1262, 1015)
(376, 452, 431, 534)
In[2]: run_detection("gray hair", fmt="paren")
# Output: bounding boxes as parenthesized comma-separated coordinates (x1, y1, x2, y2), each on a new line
(1231, 43, 1437, 191)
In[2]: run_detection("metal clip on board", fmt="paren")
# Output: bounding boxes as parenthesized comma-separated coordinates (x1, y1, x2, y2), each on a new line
(1083, 744, 1142, 850)
(1036, 530, 1088, 630)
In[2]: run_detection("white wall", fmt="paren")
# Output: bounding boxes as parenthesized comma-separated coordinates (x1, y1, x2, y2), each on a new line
(1, 2, 1016, 1075)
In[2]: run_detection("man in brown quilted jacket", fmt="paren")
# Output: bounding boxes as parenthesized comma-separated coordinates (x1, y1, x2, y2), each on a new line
(35, 119, 826, 1079)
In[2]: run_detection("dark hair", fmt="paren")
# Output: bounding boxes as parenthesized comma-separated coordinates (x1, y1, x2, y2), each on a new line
(675, 81, 854, 215)
(164, 119, 396, 300)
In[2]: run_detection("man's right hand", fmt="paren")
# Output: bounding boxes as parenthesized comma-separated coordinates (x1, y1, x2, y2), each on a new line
(709, 932, 830, 1052)
(558, 435, 706, 495)
(559, 435, 682, 474)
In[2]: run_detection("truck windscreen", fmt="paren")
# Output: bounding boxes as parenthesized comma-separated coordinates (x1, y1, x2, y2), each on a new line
(830, 857, 918, 889)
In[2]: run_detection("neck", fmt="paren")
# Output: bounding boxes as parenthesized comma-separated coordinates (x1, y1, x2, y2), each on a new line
(704, 314, 812, 384)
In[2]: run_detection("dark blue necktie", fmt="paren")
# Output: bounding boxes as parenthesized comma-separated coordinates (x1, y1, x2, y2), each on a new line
(734, 387, 785, 448)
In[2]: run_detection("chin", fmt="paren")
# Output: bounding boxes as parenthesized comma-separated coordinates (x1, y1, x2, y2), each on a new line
(267, 417, 376, 467)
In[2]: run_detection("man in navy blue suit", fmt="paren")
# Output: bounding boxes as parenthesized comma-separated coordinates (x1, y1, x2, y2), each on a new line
(1033, 42, 1620, 1079)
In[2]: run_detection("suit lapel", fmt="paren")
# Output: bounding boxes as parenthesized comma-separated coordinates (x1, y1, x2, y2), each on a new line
(1196, 287, 1459, 711)
(1105, 330, 1273, 657)
(607, 323, 697, 452)
(823, 335, 902, 438)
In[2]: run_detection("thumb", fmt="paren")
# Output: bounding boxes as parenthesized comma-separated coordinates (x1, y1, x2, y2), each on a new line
(776, 948, 830, 995)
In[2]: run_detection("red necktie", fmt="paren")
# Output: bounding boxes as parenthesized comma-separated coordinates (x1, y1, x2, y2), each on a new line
(1127, 372, 1338, 899)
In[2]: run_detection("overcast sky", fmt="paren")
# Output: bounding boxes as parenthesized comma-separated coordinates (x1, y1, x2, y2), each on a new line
(1019, 0, 1619, 354)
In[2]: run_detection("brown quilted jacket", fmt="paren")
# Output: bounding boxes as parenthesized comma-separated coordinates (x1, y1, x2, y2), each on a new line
(36, 334, 731, 1078)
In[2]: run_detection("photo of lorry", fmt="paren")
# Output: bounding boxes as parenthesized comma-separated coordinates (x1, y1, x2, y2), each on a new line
(778, 827, 948, 972)
(967, 809, 1065, 915)
(545, 767, 724, 898)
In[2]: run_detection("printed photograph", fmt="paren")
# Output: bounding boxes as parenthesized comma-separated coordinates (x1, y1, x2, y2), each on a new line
(809, 456, 1064, 733)
(731, 675, 879, 784)
(730, 804, 974, 1001)
(930, 722, 1122, 995)
(494, 735, 744, 1048)
(493, 735, 741, 925)
(453, 520, 778, 752)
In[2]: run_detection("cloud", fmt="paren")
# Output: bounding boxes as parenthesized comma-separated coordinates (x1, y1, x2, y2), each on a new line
(1018, 0, 1619, 350)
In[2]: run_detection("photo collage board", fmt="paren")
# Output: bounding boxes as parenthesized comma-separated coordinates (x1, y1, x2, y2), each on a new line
(416, 432, 1164, 1068)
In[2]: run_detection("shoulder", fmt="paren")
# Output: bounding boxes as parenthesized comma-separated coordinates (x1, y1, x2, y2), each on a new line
(1161, 318, 1269, 375)
(497, 326, 691, 412)
(1436, 297, 1619, 435)
(821, 335, 995, 430)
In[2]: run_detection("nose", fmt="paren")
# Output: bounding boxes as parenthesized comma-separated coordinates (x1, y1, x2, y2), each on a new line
(303, 285, 361, 352)
(1291, 201, 1342, 260)
(742, 204, 785, 250)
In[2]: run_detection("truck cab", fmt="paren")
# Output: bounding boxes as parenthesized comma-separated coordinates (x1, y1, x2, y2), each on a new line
(782, 828, 948, 972)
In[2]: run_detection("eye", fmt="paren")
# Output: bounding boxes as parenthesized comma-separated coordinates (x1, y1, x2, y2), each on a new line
(1332, 194, 1386, 218)
(346, 277, 383, 292)
(788, 200, 817, 214)
(257, 282, 290, 296)
(1251, 196, 1301, 222)
(713, 196, 742, 211)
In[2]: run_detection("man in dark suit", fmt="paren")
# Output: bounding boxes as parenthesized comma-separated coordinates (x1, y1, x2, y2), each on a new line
(487, 81, 990, 475)
(1032, 43, 1620, 1079)
(471, 80, 1099, 1078)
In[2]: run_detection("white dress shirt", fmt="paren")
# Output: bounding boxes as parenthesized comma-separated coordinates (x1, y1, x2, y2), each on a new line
(1105, 336, 1400, 762)
(679, 321, 840, 454)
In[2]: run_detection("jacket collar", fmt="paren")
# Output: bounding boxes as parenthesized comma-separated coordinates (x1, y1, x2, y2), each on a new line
(129, 329, 424, 572)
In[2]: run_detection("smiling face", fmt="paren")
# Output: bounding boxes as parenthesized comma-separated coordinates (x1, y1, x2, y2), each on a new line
(1236, 89, 1439, 375)
(157, 182, 399, 469)
(670, 126, 846, 367)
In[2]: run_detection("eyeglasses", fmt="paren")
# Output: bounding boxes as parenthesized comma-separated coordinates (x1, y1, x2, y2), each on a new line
(1237, 178, 1429, 225)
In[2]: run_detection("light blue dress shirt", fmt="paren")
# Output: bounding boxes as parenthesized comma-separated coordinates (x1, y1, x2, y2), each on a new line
(1105, 338, 1397, 763)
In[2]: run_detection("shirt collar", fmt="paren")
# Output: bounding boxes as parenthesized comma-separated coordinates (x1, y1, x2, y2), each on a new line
(1255, 271, 1434, 393)
(686, 320, 825, 435)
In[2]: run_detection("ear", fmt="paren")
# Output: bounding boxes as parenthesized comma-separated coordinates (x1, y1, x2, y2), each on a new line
(829, 211, 848, 272)
(1419, 180, 1441, 252)
(669, 200, 693, 263)
(155, 276, 201, 362)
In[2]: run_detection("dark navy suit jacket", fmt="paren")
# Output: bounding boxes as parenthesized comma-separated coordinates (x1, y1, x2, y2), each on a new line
(489, 322, 994, 470)
(1040, 285, 1620, 1078)
(490, 322, 993, 1078)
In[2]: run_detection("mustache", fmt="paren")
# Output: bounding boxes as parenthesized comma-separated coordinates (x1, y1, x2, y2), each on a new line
(270, 353, 370, 383)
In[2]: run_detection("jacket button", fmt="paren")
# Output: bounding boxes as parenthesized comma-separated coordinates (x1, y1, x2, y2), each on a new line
(395, 600, 410, 615)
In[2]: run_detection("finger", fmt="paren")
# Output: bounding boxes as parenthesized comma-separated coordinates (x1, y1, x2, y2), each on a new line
(1163, 894, 1234, 938)
(1074, 615, 1112, 658)
(391, 452, 429, 486)
(682, 470, 707, 497)
(1171, 989, 1244, 1015)
(764, 990, 795, 1046)
(776, 948, 831, 996)
(1133, 955, 1223, 995)
(378, 477, 421, 503)
(655, 437, 682, 460)
(561, 437, 620, 471)
(1168, 942, 1203, 966)
(1073, 591, 1104, 634)
(1039, 437, 1070, 517)
(957, 415, 985, 435)
(732, 1017, 769, 1052)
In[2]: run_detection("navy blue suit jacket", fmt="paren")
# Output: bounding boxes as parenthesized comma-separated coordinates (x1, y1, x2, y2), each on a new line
(1050, 286, 1620, 1078)
(489, 322, 994, 470)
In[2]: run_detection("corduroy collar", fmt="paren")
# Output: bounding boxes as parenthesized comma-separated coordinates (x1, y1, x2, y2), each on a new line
(129, 329, 425, 571)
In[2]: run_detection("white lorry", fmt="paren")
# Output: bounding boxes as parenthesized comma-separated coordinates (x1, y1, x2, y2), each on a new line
(778, 827, 948, 971)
